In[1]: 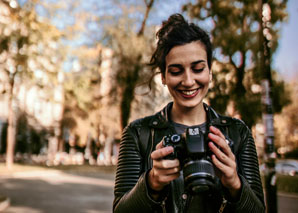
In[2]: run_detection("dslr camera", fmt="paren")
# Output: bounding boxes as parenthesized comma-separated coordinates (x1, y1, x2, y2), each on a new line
(163, 126, 216, 194)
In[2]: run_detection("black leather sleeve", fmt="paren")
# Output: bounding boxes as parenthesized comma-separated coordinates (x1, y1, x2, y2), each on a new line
(113, 125, 163, 213)
(230, 120, 265, 212)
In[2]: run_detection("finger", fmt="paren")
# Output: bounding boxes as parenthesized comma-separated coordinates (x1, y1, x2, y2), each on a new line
(153, 165, 180, 176)
(211, 153, 230, 173)
(208, 142, 233, 166)
(208, 132, 229, 150)
(156, 141, 164, 150)
(209, 126, 225, 139)
(208, 132, 233, 159)
(151, 146, 174, 160)
(154, 159, 180, 170)
(154, 171, 181, 184)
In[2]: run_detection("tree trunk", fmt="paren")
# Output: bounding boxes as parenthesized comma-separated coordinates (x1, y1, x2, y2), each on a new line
(6, 77, 16, 169)
(120, 85, 135, 131)
(120, 60, 141, 131)
(119, 0, 155, 131)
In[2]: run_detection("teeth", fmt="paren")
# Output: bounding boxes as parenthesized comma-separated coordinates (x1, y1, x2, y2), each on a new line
(181, 89, 197, 95)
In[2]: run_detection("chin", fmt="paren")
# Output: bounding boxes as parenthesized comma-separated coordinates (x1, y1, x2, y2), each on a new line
(176, 99, 203, 109)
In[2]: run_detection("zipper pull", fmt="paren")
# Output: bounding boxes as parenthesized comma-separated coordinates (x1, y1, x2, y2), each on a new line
(161, 200, 166, 213)
(218, 196, 227, 213)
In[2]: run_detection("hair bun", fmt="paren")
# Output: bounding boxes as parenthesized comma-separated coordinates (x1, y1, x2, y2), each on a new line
(157, 13, 187, 42)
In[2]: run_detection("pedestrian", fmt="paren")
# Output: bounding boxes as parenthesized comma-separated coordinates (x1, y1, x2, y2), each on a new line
(113, 13, 265, 212)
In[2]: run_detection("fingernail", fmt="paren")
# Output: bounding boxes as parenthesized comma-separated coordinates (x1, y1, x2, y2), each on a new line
(209, 132, 215, 137)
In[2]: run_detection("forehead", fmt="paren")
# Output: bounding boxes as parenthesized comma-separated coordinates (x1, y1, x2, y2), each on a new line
(165, 41, 207, 65)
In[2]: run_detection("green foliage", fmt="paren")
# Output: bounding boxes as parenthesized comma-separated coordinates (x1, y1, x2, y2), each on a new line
(277, 174, 298, 194)
(183, 0, 289, 127)
(64, 68, 101, 114)
(0, 0, 64, 86)
(271, 76, 291, 113)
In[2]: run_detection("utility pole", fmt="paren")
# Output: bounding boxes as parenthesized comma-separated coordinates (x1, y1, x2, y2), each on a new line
(259, 0, 277, 212)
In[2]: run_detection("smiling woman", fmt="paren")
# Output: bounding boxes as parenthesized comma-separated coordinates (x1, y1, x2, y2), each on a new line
(162, 41, 212, 125)
(113, 13, 265, 213)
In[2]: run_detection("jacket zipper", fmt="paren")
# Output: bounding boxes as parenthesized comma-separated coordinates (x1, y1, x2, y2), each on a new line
(218, 196, 227, 213)
(161, 200, 166, 213)
(148, 129, 154, 169)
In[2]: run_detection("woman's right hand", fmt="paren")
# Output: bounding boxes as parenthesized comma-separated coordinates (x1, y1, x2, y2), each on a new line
(148, 141, 181, 192)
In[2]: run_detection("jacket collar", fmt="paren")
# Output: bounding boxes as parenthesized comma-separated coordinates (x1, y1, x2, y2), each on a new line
(149, 102, 232, 129)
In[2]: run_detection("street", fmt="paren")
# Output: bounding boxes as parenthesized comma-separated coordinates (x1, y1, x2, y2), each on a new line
(0, 168, 298, 213)
(0, 169, 115, 213)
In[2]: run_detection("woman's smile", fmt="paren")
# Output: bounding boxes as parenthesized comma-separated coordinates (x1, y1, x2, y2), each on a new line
(179, 88, 200, 98)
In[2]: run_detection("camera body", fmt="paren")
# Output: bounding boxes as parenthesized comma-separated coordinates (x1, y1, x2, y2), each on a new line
(162, 126, 216, 194)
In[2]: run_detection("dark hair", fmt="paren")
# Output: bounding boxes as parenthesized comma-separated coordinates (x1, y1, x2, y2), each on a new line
(149, 13, 212, 76)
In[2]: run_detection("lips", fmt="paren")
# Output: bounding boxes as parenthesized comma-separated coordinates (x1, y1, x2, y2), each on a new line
(179, 88, 200, 98)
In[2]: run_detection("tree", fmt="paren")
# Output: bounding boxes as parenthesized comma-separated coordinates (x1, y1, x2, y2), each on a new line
(0, 0, 63, 168)
(104, 0, 156, 131)
(183, 0, 290, 127)
(275, 79, 298, 154)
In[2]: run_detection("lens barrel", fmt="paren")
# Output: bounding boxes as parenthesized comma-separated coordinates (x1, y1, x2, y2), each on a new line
(183, 159, 216, 193)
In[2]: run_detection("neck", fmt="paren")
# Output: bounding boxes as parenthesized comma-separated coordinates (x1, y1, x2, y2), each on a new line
(171, 102, 206, 126)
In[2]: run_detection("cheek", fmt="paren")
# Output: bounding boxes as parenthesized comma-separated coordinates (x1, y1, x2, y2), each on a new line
(199, 73, 211, 85)
(164, 74, 178, 86)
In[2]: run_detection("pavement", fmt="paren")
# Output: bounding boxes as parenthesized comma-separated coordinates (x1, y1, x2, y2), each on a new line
(0, 164, 298, 213)
(0, 164, 115, 213)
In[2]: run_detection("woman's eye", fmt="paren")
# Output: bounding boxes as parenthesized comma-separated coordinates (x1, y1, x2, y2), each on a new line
(168, 69, 182, 76)
(193, 67, 204, 73)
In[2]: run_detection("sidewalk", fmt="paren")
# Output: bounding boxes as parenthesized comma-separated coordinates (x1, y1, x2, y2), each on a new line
(0, 163, 115, 213)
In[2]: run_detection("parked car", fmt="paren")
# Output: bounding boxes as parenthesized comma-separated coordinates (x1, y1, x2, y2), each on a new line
(259, 159, 298, 176)
(275, 160, 298, 176)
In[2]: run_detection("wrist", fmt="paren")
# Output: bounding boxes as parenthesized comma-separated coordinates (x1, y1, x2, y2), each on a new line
(146, 170, 168, 201)
(148, 169, 164, 192)
(228, 176, 241, 200)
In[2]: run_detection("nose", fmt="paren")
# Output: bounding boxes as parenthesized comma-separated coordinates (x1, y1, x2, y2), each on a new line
(181, 69, 195, 87)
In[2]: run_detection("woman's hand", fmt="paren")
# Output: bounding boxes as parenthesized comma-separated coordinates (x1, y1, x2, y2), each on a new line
(208, 126, 241, 199)
(148, 141, 181, 193)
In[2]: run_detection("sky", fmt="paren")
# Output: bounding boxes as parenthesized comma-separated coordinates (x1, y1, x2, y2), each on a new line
(19, 0, 297, 81)
(157, 0, 298, 82)
(272, 0, 298, 81)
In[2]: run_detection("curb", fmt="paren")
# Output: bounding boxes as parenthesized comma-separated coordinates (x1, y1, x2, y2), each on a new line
(278, 192, 298, 199)
(0, 196, 10, 212)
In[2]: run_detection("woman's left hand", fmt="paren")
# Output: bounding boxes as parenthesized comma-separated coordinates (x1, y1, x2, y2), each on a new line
(208, 126, 241, 199)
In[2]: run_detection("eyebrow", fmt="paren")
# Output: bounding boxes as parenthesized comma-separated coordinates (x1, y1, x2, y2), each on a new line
(167, 60, 206, 68)
(191, 60, 205, 66)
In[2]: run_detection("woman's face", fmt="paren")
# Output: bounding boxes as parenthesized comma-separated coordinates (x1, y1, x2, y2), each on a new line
(162, 41, 211, 110)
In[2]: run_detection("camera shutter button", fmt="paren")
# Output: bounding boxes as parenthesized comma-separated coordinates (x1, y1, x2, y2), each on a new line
(152, 121, 158, 125)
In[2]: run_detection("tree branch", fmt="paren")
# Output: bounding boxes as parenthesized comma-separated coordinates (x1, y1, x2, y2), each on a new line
(138, 0, 155, 36)
(229, 55, 238, 71)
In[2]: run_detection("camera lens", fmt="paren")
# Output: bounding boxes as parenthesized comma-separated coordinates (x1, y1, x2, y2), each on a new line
(183, 159, 215, 194)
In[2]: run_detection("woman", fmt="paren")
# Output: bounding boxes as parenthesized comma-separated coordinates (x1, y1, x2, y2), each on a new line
(113, 13, 265, 212)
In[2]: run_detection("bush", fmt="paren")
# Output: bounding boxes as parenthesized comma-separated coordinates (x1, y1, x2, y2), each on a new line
(284, 149, 298, 160)
(277, 174, 298, 194)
